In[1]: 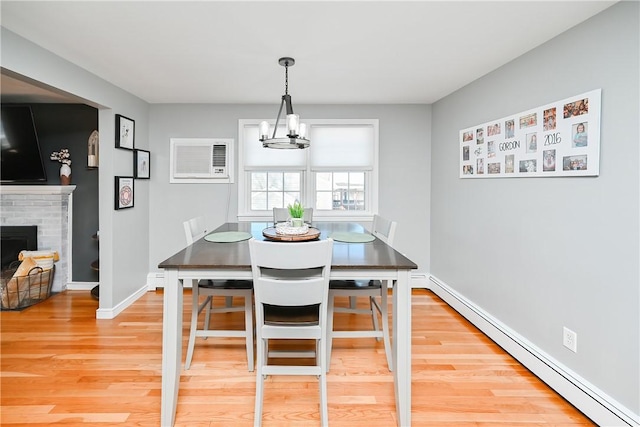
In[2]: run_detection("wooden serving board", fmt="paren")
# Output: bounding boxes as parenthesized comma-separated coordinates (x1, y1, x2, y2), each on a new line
(262, 227, 321, 242)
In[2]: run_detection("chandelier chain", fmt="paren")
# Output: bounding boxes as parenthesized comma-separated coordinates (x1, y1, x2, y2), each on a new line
(284, 63, 289, 95)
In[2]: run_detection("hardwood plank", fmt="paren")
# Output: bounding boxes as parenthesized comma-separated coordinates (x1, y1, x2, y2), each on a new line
(0, 289, 595, 426)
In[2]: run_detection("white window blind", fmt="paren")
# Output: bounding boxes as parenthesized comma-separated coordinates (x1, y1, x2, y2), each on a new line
(310, 124, 375, 171)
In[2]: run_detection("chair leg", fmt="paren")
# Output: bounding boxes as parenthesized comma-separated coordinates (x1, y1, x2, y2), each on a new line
(370, 296, 381, 341)
(185, 281, 200, 370)
(319, 341, 329, 426)
(348, 295, 357, 309)
(380, 286, 393, 371)
(203, 296, 213, 336)
(254, 338, 266, 427)
(326, 292, 336, 373)
(244, 293, 254, 372)
(225, 296, 233, 308)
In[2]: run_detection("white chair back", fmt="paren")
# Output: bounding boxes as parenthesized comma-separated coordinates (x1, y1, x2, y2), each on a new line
(303, 208, 314, 223)
(183, 216, 208, 244)
(372, 214, 397, 246)
(272, 208, 289, 223)
(249, 238, 332, 310)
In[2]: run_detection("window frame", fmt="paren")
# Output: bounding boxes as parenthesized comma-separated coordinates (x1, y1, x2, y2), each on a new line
(238, 119, 379, 222)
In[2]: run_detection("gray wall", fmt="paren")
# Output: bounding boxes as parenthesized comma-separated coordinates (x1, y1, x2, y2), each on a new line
(32, 104, 100, 283)
(147, 104, 431, 277)
(431, 2, 638, 416)
(1, 28, 151, 312)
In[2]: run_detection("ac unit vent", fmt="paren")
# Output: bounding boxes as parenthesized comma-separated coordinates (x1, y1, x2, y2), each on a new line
(170, 138, 234, 183)
(212, 144, 227, 172)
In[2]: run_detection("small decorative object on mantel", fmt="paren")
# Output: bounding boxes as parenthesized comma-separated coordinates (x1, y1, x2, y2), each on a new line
(50, 148, 72, 185)
(87, 130, 99, 168)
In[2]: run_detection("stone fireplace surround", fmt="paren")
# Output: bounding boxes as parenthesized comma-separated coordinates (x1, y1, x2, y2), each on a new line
(0, 185, 75, 292)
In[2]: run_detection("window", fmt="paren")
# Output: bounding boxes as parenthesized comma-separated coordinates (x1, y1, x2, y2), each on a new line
(316, 172, 365, 211)
(250, 172, 301, 210)
(238, 119, 378, 221)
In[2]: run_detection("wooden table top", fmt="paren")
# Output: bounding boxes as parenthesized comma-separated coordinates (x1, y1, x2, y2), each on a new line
(158, 221, 417, 271)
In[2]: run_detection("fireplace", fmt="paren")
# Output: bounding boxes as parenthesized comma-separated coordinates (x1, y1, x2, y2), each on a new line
(0, 185, 75, 292)
(1, 226, 38, 270)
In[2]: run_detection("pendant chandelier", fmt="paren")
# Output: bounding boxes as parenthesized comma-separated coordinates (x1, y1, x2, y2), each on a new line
(259, 57, 310, 149)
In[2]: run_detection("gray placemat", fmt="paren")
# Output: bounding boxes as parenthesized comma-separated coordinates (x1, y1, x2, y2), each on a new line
(204, 231, 252, 243)
(329, 231, 375, 243)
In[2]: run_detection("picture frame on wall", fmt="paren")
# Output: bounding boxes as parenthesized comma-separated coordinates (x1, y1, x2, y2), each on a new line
(114, 176, 134, 210)
(459, 89, 601, 179)
(134, 149, 150, 179)
(115, 114, 135, 150)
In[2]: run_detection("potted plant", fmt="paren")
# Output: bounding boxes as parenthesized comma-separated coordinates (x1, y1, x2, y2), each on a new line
(287, 201, 305, 227)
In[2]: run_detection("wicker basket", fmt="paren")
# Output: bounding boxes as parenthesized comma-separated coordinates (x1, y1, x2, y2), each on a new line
(1, 263, 55, 310)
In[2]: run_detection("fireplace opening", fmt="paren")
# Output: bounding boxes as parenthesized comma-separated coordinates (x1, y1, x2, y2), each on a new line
(1, 226, 38, 270)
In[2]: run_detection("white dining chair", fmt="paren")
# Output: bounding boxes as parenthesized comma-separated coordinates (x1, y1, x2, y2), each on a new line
(272, 207, 288, 223)
(183, 217, 254, 371)
(273, 207, 314, 224)
(249, 238, 333, 427)
(326, 214, 396, 371)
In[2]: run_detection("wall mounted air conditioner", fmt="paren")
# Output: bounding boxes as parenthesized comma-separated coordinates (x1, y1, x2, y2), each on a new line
(170, 138, 234, 183)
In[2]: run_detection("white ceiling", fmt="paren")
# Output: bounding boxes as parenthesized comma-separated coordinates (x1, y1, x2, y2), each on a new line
(1, 1, 616, 105)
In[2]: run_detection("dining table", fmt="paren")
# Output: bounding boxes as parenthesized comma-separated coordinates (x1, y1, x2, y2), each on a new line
(158, 221, 418, 426)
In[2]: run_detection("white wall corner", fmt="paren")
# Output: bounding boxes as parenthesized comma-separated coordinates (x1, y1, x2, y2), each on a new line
(428, 275, 639, 427)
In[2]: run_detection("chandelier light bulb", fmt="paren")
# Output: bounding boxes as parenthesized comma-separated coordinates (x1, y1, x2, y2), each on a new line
(298, 123, 307, 139)
(286, 114, 299, 137)
(259, 121, 270, 140)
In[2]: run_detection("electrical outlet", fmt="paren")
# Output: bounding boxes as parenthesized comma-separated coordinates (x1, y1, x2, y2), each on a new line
(563, 327, 577, 352)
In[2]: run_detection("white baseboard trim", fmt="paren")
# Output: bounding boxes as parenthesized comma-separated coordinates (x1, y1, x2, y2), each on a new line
(66, 281, 98, 291)
(147, 271, 430, 290)
(427, 275, 639, 427)
(409, 273, 429, 289)
(146, 272, 165, 290)
(96, 284, 148, 320)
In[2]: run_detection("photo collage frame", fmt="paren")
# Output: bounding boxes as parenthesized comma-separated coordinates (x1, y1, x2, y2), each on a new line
(460, 89, 601, 178)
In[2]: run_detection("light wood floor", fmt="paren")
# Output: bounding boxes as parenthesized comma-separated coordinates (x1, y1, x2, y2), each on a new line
(0, 289, 595, 426)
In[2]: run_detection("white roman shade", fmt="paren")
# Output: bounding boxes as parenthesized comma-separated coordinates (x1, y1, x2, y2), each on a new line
(310, 124, 375, 171)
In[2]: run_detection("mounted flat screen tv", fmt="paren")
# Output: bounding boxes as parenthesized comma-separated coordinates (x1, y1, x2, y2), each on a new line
(1, 105, 48, 183)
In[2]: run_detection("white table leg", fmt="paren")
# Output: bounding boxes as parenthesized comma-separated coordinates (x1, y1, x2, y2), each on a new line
(393, 270, 411, 426)
(161, 269, 182, 427)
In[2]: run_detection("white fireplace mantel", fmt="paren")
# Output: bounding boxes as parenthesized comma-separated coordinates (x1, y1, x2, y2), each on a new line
(0, 185, 76, 292)
(0, 185, 76, 195)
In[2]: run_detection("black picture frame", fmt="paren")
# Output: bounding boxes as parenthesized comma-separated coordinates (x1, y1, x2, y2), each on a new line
(115, 114, 135, 150)
(134, 149, 150, 179)
(114, 176, 134, 210)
